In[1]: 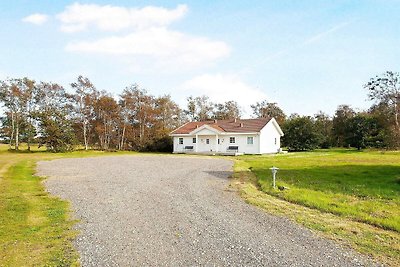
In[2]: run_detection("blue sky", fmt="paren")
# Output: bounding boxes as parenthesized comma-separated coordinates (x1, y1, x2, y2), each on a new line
(0, 1, 399, 117)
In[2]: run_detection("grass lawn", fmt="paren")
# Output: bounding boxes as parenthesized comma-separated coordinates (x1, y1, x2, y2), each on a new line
(0, 144, 138, 266)
(233, 149, 400, 266)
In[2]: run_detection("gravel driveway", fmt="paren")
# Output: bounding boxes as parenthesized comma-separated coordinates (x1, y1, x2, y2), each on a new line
(37, 155, 377, 266)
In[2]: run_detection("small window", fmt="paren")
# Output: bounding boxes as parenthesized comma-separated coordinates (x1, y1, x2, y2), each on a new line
(193, 137, 196, 143)
(218, 139, 220, 144)
(206, 139, 210, 144)
(179, 138, 183, 145)
(247, 136, 254, 145)
(229, 137, 235, 144)
(275, 138, 277, 145)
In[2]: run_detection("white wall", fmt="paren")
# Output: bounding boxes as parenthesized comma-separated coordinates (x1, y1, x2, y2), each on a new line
(173, 134, 261, 154)
(217, 134, 260, 154)
(173, 136, 195, 153)
(260, 121, 281, 153)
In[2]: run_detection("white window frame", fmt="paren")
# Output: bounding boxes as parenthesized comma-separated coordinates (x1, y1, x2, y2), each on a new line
(247, 136, 254, 145)
(179, 138, 183, 145)
(206, 138, 210, 144)
(229, 137, 235, 144)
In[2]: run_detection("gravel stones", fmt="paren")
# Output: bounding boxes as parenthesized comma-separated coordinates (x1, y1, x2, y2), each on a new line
(37, 156, 379, 267)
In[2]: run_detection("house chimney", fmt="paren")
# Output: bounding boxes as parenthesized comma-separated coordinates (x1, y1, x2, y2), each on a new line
(214, 119, 217, 123)
(240, 123, 243, 127)
(196, 125, 199, 128)
(234, 118, 237, 122)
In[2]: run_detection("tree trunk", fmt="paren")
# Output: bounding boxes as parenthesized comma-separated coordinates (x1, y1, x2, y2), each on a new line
(27, 117, 31, 152)
(120, 124, 126, 150)
(394, 100, 399, 131)
(83, 123, 88, 150)
(9, 111, 15, 150)
(15, 121, 19, 151)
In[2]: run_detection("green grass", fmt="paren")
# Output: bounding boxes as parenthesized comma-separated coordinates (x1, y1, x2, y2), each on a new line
(238, 149, 400, 232)
(0, 144, 140, 266)
(0, 160, 78, 266)
(233, 149, 400, 266)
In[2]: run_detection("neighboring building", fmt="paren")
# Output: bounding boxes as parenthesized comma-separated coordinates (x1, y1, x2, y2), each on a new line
(170, 118, 284, 155)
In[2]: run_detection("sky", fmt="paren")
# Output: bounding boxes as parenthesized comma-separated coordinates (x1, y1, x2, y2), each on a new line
(0, 0, 399, 117)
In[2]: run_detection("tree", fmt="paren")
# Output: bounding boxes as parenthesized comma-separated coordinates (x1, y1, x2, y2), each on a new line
(345, 114, 382, 150)
(71, 76, 98, 150)
(0, 78, 36, 150)
(35, 82, 76, 152)
(93, 93, 120, 150)
(185, 95, 214, 121)
(213, 100, 242, 120)
(314, 111, 333, 148)
(364, 71, 400, 147)
(251, 101, 286, 124)
(332, 105, 355, 147)
(282, 115, 320, 151)
(368, 102, 395, 147)
(120, 84, 155, 150)
(154, 95, 183, 135)
(18, 78, 37, 151)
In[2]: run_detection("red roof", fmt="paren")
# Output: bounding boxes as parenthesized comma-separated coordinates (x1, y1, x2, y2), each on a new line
(171, 118, 271, 134)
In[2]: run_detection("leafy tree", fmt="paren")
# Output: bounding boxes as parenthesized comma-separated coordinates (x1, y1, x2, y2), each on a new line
(71, 76, 98, 150)
(364, 71, 400, 147)
(35, 82, 76, 152)
(213, 100, 242, 120)
(314, 111, 333, 148)
(120, 84, 155, 150)
(332, 105, 355, 147)
(0, 78, 37, 150)
(185, 95, 214, 121)
(282, 115, 320, 151)
(93, 93, 120, 150)
(154, 95, 183, 136)
(368, 102, 395, 147)
(345, 114, 382, 150)
(251, 101, 286, 124)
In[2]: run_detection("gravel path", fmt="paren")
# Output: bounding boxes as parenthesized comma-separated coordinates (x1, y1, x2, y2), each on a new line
(37, 156, 378, 266)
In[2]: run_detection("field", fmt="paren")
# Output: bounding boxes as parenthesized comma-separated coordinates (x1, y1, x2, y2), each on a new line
(233, 149, 400, 266)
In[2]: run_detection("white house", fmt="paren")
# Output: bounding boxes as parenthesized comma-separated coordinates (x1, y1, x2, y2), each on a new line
(170, 118, 284, 155)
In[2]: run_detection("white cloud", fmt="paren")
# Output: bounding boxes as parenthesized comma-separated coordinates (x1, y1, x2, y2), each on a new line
(181, 74, 268, 115)
(66, 27, 230, 68)
(22, 13, 48, 25)
(57, 3, 188, 33)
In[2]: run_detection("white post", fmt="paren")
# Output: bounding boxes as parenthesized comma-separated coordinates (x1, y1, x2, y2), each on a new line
(195, 134, 198, 152)
(269, 167, 279, 189)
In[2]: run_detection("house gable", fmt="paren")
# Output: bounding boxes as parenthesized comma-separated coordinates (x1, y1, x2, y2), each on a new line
(190, 125, 222, 135)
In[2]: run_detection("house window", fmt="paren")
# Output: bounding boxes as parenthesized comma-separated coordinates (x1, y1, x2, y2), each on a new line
(229, 137, 235, 144)
(275, 138, 277, 145)
(206, 139, 210, 144)
(179, 138, 183, 145)
(218, 139, 220, 144)
(193, 137, 196, 143)
(247, 136, 254, 145)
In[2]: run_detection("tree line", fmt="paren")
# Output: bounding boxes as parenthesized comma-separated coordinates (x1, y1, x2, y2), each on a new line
(0, 71, 398, 152)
